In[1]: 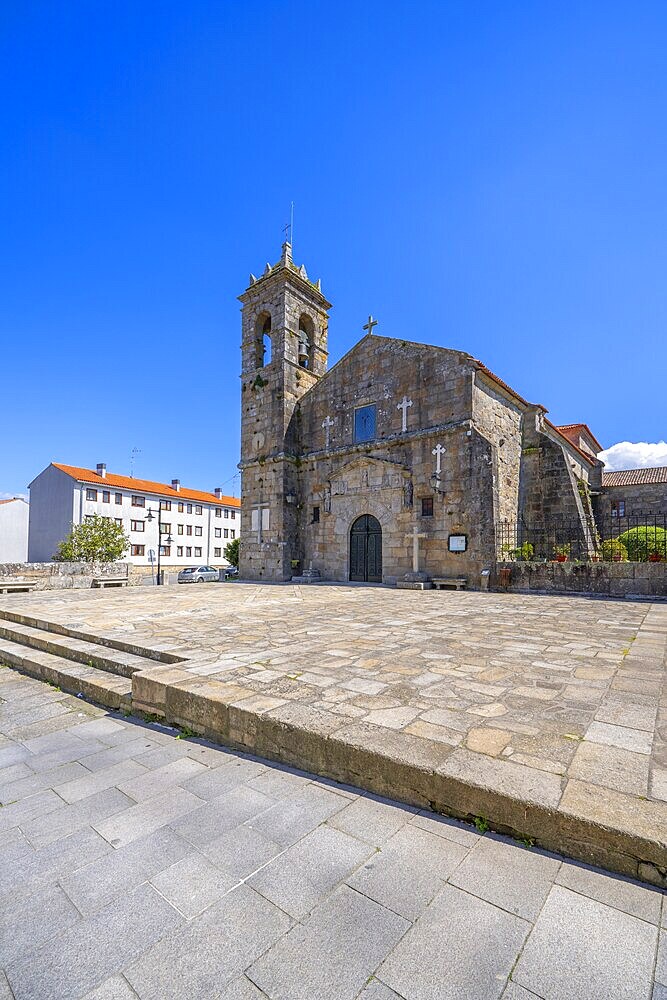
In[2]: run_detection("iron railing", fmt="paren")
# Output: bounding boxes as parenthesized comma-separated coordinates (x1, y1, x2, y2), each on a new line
(497, 514, 667, 562)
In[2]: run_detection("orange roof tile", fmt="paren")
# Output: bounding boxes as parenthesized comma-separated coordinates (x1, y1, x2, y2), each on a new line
(0, 497, 25, 505)
(555, 422, 603, 453)
(602, 467, 667, 487)
(52, 464, 240, 507)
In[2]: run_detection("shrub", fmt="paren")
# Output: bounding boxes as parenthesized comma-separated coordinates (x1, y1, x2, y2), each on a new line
(617, 526, 667, 562)
(224, 536, 239, 567)
(600, 538, 628, 561)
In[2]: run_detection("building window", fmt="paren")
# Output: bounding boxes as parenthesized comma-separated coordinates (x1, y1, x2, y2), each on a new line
(86, 488, 98, 501)
(215, 508, 222, 518)
(354, 404, 377, 443)
(421, 497, 434, 517)
(194, 547, 202, 557)
(186, 546, 192, 557)
(224, 528, 229, 538)
(312, 506, 320, 523)
(159, 545, 171, 556)
(215, 528, 221, 538)
(85, 514, 95, 522)
(177, 524, 184, 535)
(230, 529, 236, 538)
(161, 522, 171, 534)
(195, 526, 202, 537)
(611, 500, 626, 517)
(195, 505, 202, 515)
(186, 525, 192, 536)
(131, 520, 145, 532)
(160, 500, 171, 510)
(178, 502, 184, 513)
(114, 518, 123, 526)
(224, 509, 229, 519)
(177, 546, 183, 557)
(231, 511, 236, 519)
(131, 544, 145, 556)
(131, 495, 145, 507)
(115, 492, 123, 505)
(214, 547, 221, 557)
(186, 503, 193, 514)
(102, 491, 110, 503)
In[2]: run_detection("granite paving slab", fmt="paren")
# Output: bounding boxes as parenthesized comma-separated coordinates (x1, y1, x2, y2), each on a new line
(1, 584, 666, 884)
(0, 668, 667, 997)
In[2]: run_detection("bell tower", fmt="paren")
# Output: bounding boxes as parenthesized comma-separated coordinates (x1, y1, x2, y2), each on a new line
(238, 242, 331, 580)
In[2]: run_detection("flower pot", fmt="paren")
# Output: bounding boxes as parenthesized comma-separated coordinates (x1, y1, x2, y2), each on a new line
(649, 554, 662, 563)
(612, 555, 622, 562)
(555, 555, 567, 563)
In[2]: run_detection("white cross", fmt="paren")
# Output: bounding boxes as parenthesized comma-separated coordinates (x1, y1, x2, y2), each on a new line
(432, 443, 446, 475)
(322, 415, 334, 448)
(405, 525, 428, 573)
(363, 314, 378, 335)
(397, 395, 413, 432)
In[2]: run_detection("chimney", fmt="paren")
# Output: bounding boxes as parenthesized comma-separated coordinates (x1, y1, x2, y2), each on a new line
(214, 487, 223, 500)
(171, 479, 181, 492)
(96, 463, 107, 478)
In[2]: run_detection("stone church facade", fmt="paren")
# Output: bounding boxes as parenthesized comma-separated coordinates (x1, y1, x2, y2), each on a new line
(238, 243, 659, 584)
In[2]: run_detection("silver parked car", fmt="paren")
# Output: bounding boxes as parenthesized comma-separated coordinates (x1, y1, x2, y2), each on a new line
(177, 565, 219, 584)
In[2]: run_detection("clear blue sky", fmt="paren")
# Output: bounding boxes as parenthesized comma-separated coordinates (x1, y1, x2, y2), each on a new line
(2, 1, 665, 497)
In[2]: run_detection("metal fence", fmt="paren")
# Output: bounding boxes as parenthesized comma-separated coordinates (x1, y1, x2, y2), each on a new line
(497, 514, 667, 562)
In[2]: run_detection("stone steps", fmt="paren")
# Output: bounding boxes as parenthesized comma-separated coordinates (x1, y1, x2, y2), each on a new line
(0, 637, 131, 711)
(0, 609, 183, 664)
(0, 618, 150, 679)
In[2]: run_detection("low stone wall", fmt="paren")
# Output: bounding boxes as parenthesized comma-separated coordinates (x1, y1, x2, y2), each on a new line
(0, 562, 130, 590)
(496, 561, 667, 598)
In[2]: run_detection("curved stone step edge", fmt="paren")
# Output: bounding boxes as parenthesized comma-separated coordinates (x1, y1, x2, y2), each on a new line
(0, 609, 184, 665)
(0, 641, 131, 712)
(0, 622, 143, 680)
(130, 665, 667, 890)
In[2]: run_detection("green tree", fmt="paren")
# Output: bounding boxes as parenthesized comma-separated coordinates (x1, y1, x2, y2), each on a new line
(54, 516, 129, 563)
(224, 536, 239, 567)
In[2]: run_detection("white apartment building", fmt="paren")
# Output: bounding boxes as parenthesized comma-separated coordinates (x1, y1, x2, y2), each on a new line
(0, 497, 29, 562)
(28, 462, 240, 566)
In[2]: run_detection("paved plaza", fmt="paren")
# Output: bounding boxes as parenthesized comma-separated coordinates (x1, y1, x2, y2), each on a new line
(0, 584, 666, 879)
(0, 665, 666, 1000)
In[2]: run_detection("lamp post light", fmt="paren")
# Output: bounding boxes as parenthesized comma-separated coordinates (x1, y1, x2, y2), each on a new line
(429, 474, 446, 495)
(145, 507, 173, 586)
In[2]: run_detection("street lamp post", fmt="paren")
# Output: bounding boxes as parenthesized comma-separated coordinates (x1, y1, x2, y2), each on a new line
(146, 507, 173, 586)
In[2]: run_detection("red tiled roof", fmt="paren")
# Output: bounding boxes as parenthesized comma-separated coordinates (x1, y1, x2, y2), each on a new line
(602, 467, 667, 487)
(544, 420, 597, 467)
(555, 423, 604, 453)
(0, 498, 24, 505)
(51, 464, 240, 507)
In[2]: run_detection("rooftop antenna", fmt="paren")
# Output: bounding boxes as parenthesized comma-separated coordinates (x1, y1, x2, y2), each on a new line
(130, 446, 141, 478)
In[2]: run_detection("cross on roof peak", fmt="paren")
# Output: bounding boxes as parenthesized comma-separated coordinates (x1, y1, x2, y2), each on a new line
(363, 315, 378, 335)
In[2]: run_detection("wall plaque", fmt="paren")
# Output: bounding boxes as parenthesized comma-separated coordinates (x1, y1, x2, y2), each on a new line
(448, 534, 467, 552)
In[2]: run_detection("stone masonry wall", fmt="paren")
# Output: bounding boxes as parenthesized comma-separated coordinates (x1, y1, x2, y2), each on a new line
(497, 560, 667, 598)
(595, 483, 667, 520)
(0, 562, 131, 590)
(472, 374, 523, 525)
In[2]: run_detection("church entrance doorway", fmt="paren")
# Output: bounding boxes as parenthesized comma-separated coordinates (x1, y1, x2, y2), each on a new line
(349, 514, 382, 583)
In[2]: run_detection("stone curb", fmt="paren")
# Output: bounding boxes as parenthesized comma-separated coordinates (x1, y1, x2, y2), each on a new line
(131, 665, 667, 887)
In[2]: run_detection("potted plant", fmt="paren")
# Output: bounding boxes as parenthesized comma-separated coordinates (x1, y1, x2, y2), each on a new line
(516, 542, 534, 562)
(649, 550, 663, 563)
(553, 544, 570, 563)
(600, 538, 628, 562)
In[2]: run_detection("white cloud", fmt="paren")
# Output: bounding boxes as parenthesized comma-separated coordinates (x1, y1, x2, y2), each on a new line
(0, 492, 28, 501)
(599, 441, 667, 471)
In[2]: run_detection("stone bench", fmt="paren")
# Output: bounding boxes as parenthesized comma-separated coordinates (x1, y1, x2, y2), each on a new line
(91, 577, 128, 589)
(432, 577, 467, 591)
(0, 581, 37, 594)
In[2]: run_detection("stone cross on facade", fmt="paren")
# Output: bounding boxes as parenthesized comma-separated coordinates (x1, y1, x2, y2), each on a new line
(397, 395, 413, 432)
(363, 314, 378, 335)
(322, 416, 334, 448)
(405, 525, 428, 573)
(432, 443, 446, 475)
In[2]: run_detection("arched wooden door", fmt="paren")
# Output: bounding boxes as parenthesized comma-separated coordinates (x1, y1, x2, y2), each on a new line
(349, 515, 382, 583)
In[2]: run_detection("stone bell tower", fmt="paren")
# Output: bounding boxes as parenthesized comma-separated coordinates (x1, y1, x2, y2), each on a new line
(238, 242, 331, 580)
